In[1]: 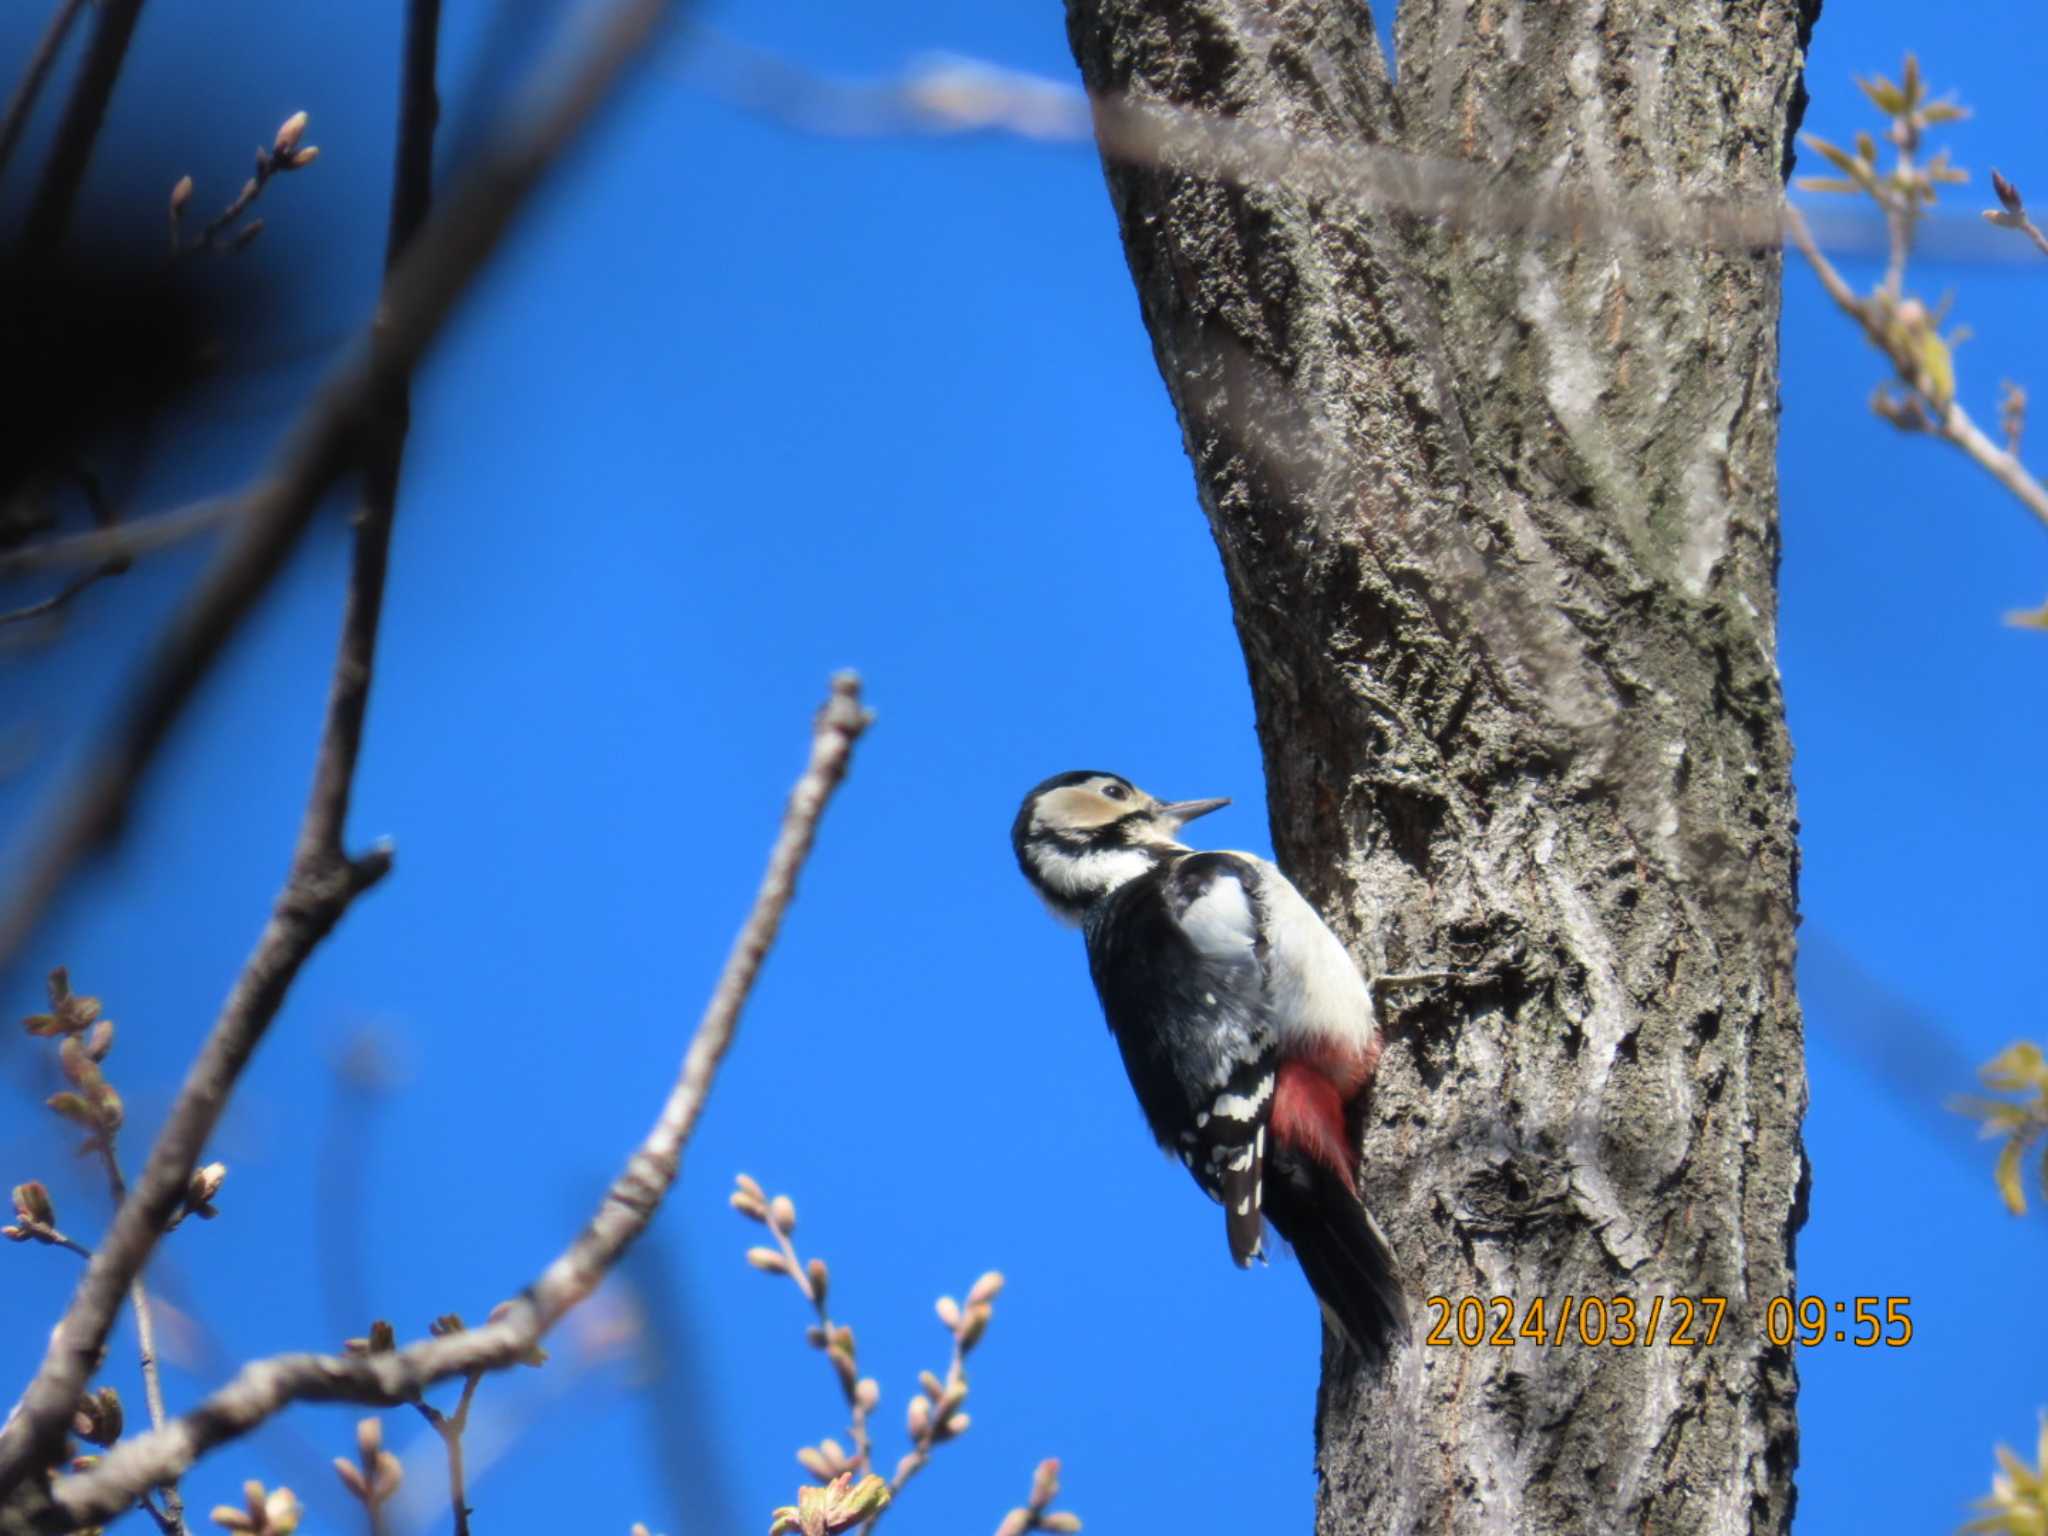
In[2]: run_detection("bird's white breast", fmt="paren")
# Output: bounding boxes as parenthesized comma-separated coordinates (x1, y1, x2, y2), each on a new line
(1028, 843, 1157, 926)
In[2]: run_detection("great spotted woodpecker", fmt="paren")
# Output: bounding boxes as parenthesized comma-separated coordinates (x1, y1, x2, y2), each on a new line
(1011, 770, 1406, 1360)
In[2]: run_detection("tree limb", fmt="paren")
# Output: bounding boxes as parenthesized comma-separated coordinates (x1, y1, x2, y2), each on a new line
(19, 0, 148, 254)
(13, 674, 871, 1534)
(0, 0, 697, 1495)
(0, 0, 91, 187)
(0, 0, 685, 979)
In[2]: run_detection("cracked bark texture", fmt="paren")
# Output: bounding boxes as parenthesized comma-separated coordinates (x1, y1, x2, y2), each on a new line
(1066, 3, 1814, 1534)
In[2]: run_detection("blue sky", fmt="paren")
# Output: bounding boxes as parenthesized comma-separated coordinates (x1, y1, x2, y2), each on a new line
(3, 4, 2046, 1535)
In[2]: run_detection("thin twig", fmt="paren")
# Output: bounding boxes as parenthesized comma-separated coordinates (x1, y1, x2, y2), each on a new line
(1785, 203, 2048, 537)
(0, 0, 91, 185)
(759, 1209, 873, 1474)
(20, 0, 149, 254)
(94, 1145, 186, 1536)
(15, 674, 870, 1533)
(411, 1371, 481, 1536)
(5, 1223, 92, 1260)
(0, 560, 127, 628)
(876, 1331, 968, 1527)
(2005, 215, 2048, 260)
(0, 0, 685, 980)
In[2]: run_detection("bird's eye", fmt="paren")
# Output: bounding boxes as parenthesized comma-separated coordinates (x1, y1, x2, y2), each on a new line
(1101, 782, 1130, 802)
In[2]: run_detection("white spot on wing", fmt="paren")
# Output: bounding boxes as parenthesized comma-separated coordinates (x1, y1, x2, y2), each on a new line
(1209, 1079, 1273, 1122)
(1179, 876, 1257, 959)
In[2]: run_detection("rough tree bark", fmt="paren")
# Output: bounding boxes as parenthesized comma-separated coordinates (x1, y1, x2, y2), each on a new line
(1066, 4, 1814, 1534)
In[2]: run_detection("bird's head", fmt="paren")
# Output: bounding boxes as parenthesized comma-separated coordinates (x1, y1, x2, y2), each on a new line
(1010, 770, 1229, 923)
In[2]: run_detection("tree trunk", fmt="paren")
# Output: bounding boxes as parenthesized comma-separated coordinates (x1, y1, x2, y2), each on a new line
(1065, 3, 1814, 1533)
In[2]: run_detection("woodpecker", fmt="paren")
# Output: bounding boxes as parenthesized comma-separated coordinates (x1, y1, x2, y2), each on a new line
(1011, 770, 1407, 1361)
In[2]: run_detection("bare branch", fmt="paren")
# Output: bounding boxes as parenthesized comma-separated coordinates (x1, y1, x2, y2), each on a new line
(0, 0, 91, 185)
(93, 1144, 187, 1535)
(0, 558, 128, 629)
(0, 0, 686, 978)
(310, 0, 442, 890)
(0, 499, 237, 579)
(19, 0, 149, 254)
(19, 674, 871, 1533)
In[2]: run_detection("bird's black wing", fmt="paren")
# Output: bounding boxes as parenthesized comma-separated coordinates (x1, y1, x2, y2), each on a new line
(1084, 852, 1278, 1265)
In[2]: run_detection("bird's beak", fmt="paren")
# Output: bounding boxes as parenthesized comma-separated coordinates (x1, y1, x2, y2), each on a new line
(1158, 796, 1229, 830)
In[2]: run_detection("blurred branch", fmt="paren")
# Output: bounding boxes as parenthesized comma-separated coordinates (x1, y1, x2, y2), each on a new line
(0, 498, 236, 578)
(0, 0, 685, 978)
(0, 558, 129, 629)
(9, 673, 870, 1534)
(692, 33, 2035, 263)
(0, 0, 90, 185)
(92, 1122, 187, 1534)
(20, 0, 149, 253)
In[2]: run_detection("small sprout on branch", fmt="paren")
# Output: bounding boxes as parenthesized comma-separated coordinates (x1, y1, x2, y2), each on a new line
(23, 967, 105, 1037)
(173, 1161, 229, 1226)
(736, 1175, 1060, 1534)
(1961, 1415, 2048, 1536)
(1990, 167, 2025, 217)
(72, 1387, 124, 1447)
(345, 1319, 399, 1355)
(993, 1459, 1083, 1536)
(1983, 169, 2048, 260)
(332, 1415, 404, 1513)
(272, 111, 308, 160)
(1951, 1041, 2048, 1215)
(2001, 382, 2029, 456)
(9, 1179, 57, 1231)
(210, 1481, 301, 1535)
(173, 109, 321, 258)
(769, 1472, 892, 1536)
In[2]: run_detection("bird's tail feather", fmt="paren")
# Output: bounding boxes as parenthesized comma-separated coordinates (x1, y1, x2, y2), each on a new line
(1263, 1153, 1407, 1364)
